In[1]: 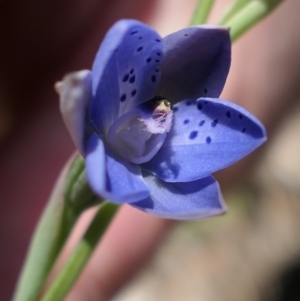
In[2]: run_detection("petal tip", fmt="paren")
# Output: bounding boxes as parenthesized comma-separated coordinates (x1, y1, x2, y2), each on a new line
(58, 70, 91, 154)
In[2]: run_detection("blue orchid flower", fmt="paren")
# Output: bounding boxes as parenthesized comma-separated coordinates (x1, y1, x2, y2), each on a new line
(57, 19, 266, 220)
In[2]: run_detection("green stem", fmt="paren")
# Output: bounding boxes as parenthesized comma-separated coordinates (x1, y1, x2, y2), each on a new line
(12, 164, 81, 301)
(40, 203, 119, 301)
(218, 0, 249, 25)
(221, 0, 285, 42)
(13, 154, 99, 301)
(190, 0, 216, 25)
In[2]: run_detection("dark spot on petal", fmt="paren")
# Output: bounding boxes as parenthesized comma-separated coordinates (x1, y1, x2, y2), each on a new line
(172, 106, 178, 112)
(199, 120, 205, 126)
(146, 57, 152, 63)
(156, 60, 160, 63)
(226, 111, 231, 118)
(204, 101, 208, 104)
(130, 31, 138, 35)
(155, 68, 160, 72)
(137, 46, 143, 52)
(120, 94, 126, 102)
(206, 136, 211, 144)
(186, 100, 192, 106)
(157, 52, 161, 56)
(131, 90, 137, 97)
(130, 69, 134, 74)
(204, 88, 208, 94)
(155, 39, 161, 42)
(184, 119, 189, 124)
(138, 37, 143, 40)
(242, 128, 246, 133)
(151, 75, 156, 83)
(189, 131, 198, 140)
(184, 34, 188, 37)
(129, 75, 135, 83)
(239, 113, 243, 119)
(211, 119, 218, 127)
(197, 103, 202, 110)
(115, 48, 118, 52)
(122, 74, 129, 82)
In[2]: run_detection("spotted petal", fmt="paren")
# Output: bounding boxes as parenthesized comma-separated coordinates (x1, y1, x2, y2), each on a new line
(90, 19, 163, 134)
(131, 173, 226, 220)
(86, 133, 150, 204)
(155, 25, 231, 104)
(143, 98, 267, 182)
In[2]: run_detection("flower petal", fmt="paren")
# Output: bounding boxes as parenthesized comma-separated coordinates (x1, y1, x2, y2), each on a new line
(143, 98, 267, 182)
(107, 104, 168, 164)
(90, 19, 163, 133)
(85, 133, 106, 196)
(86, 133, 150, 204)
(56, 70, 91, 154)
(131, 173, 226, 220)
(155, 25, 231, 103)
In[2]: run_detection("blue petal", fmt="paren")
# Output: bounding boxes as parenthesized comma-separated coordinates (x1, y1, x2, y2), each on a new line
(143, 98, 267, 182)
(155, 25, 231, 104)
(90, 19, 163, 134)
(57, 70, 91, 155)
(85, 133, 150, 204)
(131, 173, 226, 220)
(85, 133, 106, 196)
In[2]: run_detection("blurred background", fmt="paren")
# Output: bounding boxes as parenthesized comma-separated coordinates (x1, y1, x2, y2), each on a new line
(1, 0, 300, 300)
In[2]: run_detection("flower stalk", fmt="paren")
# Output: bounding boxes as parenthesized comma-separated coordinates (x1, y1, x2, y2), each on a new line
(190, 0, 216, 25)
(12, 155, 102, 301)
(12, 161, 80, 301)
(219, 0, 285, 42)
(218, 0, 249, 25)
(40, 203, 119, 301)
